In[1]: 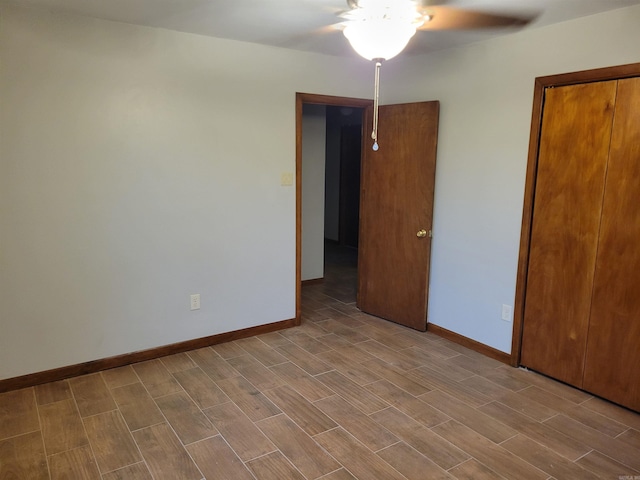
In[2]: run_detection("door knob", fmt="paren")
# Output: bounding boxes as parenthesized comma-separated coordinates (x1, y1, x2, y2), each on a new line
(417, 229, 427, 238)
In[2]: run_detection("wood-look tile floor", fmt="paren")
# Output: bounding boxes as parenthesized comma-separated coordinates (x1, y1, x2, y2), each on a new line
(2, 248, 640, 479)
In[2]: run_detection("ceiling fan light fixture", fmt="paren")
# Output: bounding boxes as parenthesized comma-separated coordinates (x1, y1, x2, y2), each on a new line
(342, 0, 423, 61)
(343, 19, 417, 61)
(341, 0, 424, 151)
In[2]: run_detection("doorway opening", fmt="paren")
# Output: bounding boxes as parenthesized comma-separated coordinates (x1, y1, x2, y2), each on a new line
(322, 105, 363, 304)
(295, 93, 372, 323)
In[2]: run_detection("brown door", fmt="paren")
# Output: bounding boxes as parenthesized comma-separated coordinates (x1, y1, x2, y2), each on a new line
(357, 101, 439, 331)
(583, 77, 640, 410)
(520, 81, 617, 387)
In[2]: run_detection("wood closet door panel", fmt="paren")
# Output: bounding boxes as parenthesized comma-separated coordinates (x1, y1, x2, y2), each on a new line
(520, 81, 617, 387)
(583, 77, 640, 411)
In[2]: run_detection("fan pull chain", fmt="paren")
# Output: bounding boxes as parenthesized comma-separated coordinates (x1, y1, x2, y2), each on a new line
(371, 60, 382, 151)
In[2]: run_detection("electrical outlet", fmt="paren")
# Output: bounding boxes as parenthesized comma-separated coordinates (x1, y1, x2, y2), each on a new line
(190, 294, 201, 311)
(501, 304, 512, 322)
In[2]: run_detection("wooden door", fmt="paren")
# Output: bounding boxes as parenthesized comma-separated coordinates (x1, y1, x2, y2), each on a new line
(520, 82, 617, 387)
(583, 77, 640, 410)
(357, 101, 439, 331)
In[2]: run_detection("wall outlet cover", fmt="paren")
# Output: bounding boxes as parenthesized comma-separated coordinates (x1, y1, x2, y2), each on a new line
(190, 294, 201, 311)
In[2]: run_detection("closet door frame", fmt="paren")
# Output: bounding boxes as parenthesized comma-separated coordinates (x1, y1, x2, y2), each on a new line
(511, 62, 640, 367)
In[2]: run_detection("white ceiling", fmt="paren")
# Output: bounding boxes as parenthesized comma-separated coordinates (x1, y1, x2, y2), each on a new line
(6, 0, 640, 57)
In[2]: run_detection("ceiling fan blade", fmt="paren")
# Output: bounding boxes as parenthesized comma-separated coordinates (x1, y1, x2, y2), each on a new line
(418, 6, 535, 30)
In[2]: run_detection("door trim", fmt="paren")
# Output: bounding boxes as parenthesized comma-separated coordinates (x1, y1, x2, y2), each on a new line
(295, 93, 373, 324)
(511, 62, 640, 366)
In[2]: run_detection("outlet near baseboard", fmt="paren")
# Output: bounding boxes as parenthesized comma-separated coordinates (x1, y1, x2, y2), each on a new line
(190, 294, 201, 311)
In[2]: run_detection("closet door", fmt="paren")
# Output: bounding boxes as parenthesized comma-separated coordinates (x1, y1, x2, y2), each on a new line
(520, 81, 617, 387)
(583, 77, 640, 411)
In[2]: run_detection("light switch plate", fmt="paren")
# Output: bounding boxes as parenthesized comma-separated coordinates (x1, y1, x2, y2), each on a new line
(281, 172, 294, 186)
(501, 304, 512, 322)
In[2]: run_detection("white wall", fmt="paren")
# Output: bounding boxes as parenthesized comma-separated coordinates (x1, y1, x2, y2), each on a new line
(3, 4, 639, 380)
(301, 104, 326, 281)
(383, 5, 640, 353)
(0, 5, 371, 380)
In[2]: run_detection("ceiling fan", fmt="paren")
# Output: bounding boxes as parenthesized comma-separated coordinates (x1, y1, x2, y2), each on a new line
(333, 0, 536, 150)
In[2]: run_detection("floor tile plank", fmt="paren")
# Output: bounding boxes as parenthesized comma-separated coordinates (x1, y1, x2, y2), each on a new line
(365, 380, 448, 428)
(216, 376, 281, 422)
(155, 391, 218, 445)
(212, 340, 252, 359)
(478, 366, 532, 392)
(203, 402, 276, 461)
(522, 385, 628, 437)
(101, 462, 154, 480)
(316, 371, 388, 415)
(478, 401, 590, 461)
(444, 351, 504, 376)
(331, 343, 377, 363)
(0, 388, 40, 439)
(501, 434, 601, 480)
(520, 367, 594, 404)
(576, 450, 640, 478)
(39, 398, 88, 455)
(581, 396, 640, 431)
(282, 330, 334, 355)
(544, 414, 640, 471)
(377, 442, 455, 480)
(263, 385, 337, 436)
(618, 428, 640, 449)
(461, 375, 556, 422)
(111, 382, 165, 431)
(316, 319, 371, 343)
(447, 458, 506, 480)
(35, 381, 71, 406)
(401, 350, 475, 381)
(226, 354, 284, 391)
(314, 394, 399, 451)
(246, 450, 306, 480)
(316, 349, 382, 386)
(315, 334, 353, 350)
(132, 423, 202, 480)
(314, 427, 406, 480)
(317, 468, 357, 480)
(362, 357, 431, 395)
(188, 347, 240, 381)
(48, 445, 100, 480)
(172, 367, 230, 409)
(432, 420, 549, 480)
(371, 407, 469, 470)
(410, 367, 492, 408)
(0, 431, 48, 480)
(256, 331, 293, 349)
(160, 353, 196, 373)
(101, 366, 140, 390)
(269, 362, 335, 402)
(256, 413, 340, 479)
(420, 390, 518, 443)
(356, 340, 424, 370)
(277, 343, 332, 376)
(68, 374, 117, 417)
(132, 360, 182, 398)
(83, 410, 141, 473)
(187, 435, 254, 480)
(235, 337, 288, 367)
